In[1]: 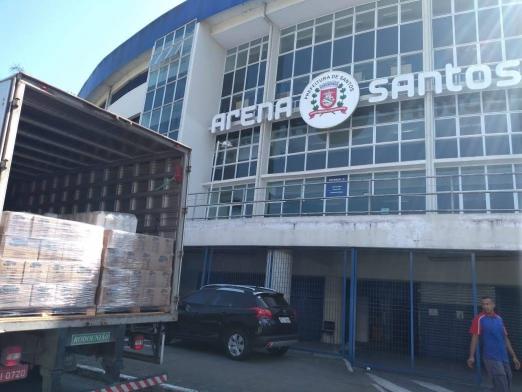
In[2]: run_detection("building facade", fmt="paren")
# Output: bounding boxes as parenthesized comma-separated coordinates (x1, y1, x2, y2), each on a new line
(80, 0, 522, 384)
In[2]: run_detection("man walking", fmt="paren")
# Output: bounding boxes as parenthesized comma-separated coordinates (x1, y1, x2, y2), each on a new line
(468, 296, 520, 391)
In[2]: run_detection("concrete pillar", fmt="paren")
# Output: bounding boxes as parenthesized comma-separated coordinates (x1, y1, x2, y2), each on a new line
(265, 248, 292, 301)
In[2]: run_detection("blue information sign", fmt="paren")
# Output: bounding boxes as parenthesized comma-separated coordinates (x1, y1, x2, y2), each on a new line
(325, 175, 347, 197)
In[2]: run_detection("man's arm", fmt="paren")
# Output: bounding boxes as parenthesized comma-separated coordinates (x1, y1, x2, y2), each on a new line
(468, 334, 479, 368)
(505, 336, 521, 370)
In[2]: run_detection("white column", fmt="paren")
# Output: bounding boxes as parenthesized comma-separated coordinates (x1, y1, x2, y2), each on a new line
(265, 248, 293, 301)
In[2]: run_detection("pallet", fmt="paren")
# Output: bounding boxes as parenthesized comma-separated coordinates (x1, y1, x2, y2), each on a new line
(96, 305, 170, 315)
(0, 306, 97, 318)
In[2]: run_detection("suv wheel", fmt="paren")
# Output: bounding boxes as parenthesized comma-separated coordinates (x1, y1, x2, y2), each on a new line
(267, 346, 289, 356)
(224, 329, 251, 360)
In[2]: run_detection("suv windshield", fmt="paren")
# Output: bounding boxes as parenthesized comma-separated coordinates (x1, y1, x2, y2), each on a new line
(257, 293, 288, 308)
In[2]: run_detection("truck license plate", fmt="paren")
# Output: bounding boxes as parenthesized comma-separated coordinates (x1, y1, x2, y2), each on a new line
(0, 364, 29, 383)
(279, 316, 291, 324)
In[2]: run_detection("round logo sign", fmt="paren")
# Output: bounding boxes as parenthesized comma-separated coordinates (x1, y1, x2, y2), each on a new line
(299, 71, 360, 129)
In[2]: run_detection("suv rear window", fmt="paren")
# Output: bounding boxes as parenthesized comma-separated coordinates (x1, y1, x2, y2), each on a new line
(257, 293, 288, 307)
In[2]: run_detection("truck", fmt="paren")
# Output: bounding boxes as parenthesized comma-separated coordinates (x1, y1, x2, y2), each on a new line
(0, 73, 190, 391)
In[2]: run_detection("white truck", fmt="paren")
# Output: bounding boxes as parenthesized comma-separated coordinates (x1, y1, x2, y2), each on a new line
(0, 73, 190, 391)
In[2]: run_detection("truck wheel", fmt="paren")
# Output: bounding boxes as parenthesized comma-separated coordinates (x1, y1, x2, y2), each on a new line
(267, 347, 289, 356)
(224, 329, 251, 360)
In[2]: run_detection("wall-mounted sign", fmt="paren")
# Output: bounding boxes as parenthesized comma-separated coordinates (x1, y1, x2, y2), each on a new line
(210, 60, 521, 134)
(369, 60, 521, 103)
(211, 97, 292, 134)
(299, 71, 360, 129)
(325, 175, 348, 198)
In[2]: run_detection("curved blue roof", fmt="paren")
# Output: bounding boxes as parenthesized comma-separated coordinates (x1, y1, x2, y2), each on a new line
(79, 0, 249, 99)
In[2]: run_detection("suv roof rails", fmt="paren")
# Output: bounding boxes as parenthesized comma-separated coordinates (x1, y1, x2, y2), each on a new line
(201, 284, 277, 293)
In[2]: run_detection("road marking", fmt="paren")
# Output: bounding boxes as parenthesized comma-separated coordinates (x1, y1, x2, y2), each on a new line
(411, 380, 454, 392)
(367, 374, 413, 392)
(372, 383, 387, 392)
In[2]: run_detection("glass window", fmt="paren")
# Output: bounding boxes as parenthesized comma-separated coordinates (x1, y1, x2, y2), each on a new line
(512, 113, 522, 133)
(335, 17, 353, 38)
(484, 114, 508, 134)
(330, 131, 350, 147)
(372, 173, 398, 214)
(436, 118, 457, 137)
(401, 99, 424, 120)
(352, 127, 373, 145)
(308, 133, 327, 150)
(286, 154, 305, 172)
(306, 152, 326, 170)
(280, 34, 295, 53)
(294, 47, 312, 76)
(270, 140, 286, 156)
(460, 116, 482, 135)
(455, 13, 477, 44)
(460, 137, 484, 157)
(315, 22, 333, 43)
(328, 149, 349, 168)
(458, 93, 481, 115)
(509, 89, 522, 111)
(377, 57, 399, 77)
(351, 146, 373, 166)
(401, 1, 422, 22)
(236, 50, 248, 68)
(245, 64, 259, 90)
(277, 53, 294, 80)
(290, 118, 307, 136)
(233, 68, 246, 93)
(434, 48, 454, 69)
(485, 135, 510, 155)
(377, 27, 398, 57)
(506, 38, 522, 61)
(356, 11, 375, 32)
(457, 45, 478, 66)
(503, 4, 522, 37)
(400, 22, 422, 53)
(354, 61, 374, 82)
(333, 37, 352, 67)
(433, 17, 453, 48)
(433, 0, 451, 16)
(401, 53, 423, 73)
(376, 124, 399, 142)
(378, 6, 398, 27)
(313, 42, 332, 71)
(478, 8, 502, 41)
(455, 0, 475, 12)
(288, 137, 306, 153)
(481, 41, 503, 63)
(435, 95, 456, 117)
(402, 121, 424, 140)
(222, 73, 233, 96)
(353, 106, 374, 126)
(296, 28, 313, 48)
(268, 157, 285, 173)
(354, 32, 375, 62)
(401, 141, 425, 161)
(376, 102, 399, 123)
(174, 77, 186, 101)
(375, 144, 399, 163)
(436, 139, 459, 158)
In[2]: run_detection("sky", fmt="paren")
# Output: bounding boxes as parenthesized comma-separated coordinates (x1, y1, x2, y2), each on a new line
(0, 0, 185, 94)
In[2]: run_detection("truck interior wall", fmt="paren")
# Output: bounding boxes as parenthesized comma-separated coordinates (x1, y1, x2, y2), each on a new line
(4, 152, 183, 239)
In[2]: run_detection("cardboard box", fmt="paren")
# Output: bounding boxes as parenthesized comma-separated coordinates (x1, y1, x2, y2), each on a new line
(22, 260, 49, 284)
(0, 258, 25, 284)
(29, 283, 56, 307)
(0, 236, 40, 259)
(55, 283, 96, 308)
(100, 267, 131, 286)
(140, 287, 155, 307)
(0, 284, 31, 309)
(38, 239, 63, 260)
(46, 263, 74, 283)
(0, 212, 33, 237)
(147, 254, 173, 272)
(142, 270, 171, 288)
(71, 265, 99, 284)
(97, 285, 138, 308)
(152, 288, 171, 307)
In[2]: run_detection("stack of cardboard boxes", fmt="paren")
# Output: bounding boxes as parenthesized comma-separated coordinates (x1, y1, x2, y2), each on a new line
(97, 230, 173, 310)
(0, 212, 104, 312)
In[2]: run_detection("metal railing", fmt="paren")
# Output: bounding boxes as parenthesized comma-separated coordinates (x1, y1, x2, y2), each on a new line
(185, 171, 522, 220)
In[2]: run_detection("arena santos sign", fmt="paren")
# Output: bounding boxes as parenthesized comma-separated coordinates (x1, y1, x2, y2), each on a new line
(210, 60, 521, 133)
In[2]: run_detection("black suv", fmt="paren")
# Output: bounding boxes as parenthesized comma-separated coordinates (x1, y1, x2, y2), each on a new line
(169, 284, 298, 359)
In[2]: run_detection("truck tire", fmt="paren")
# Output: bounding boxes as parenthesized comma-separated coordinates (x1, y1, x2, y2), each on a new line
(223, 329, 251, 360)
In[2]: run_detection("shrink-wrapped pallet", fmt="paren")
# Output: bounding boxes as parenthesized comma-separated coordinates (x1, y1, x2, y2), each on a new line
(97, 229, 174, 311)
(61, 211, 138, 233)
(0, 212, 104, 313)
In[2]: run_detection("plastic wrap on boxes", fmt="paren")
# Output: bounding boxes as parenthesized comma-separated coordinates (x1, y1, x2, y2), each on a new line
(97, 230, 174, 310)
(0, 212, 104, 313)
(61, 211, 138, 233)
